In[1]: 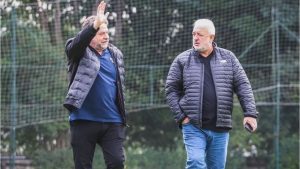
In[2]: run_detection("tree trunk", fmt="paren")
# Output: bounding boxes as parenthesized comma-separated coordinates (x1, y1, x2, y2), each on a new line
(73, 0, 81, 28)
(115, 0, 124, 45)
(54, 0, 62, 45)
(56, 130, 70, 149)
(37, 0, 49, 33)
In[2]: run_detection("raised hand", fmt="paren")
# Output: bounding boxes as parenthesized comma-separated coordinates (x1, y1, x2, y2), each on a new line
(93, 1, 110, 29)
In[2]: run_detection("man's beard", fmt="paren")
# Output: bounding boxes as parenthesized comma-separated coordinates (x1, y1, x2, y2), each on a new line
(194, 45, 207, 52)
(95, 43, 108, 51)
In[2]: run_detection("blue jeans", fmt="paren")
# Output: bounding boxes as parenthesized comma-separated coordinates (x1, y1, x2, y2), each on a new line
(182, 123, 229, 169)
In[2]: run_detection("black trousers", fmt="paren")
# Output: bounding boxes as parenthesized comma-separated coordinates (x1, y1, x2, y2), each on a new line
(70, 120, 125, 169)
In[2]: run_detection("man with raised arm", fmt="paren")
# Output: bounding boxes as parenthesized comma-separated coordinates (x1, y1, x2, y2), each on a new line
(63, 2, 127, 169)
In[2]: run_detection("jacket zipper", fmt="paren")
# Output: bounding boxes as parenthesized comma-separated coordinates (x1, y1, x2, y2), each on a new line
(199, 59, 204, 128)
(111, 50, 127, 126)
(210, 56, 219, 127)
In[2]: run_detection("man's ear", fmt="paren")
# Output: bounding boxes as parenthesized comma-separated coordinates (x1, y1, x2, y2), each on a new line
(210, 35, 215, 42)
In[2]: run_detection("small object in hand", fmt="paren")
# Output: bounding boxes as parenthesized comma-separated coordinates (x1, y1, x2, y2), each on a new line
(244, 123, 253, 133)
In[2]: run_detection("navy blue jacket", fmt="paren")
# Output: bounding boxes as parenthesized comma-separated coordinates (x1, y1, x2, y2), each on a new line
(165, 44, 258, 129)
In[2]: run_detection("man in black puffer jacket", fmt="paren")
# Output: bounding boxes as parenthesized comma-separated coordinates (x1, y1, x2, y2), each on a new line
(165, 19, 258, 169)
(63, 2, 126, 169)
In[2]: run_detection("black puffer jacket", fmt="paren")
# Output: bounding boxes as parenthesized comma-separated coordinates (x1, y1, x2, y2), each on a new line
(63, 25, 126, 125)
(165, 44, 258, 129)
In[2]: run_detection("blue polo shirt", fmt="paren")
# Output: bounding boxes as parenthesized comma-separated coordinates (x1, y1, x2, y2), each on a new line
(69, 49, 122, 123)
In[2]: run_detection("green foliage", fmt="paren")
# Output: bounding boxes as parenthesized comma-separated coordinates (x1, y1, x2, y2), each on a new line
(227, 107, 267, 168)
(1, 22, 67, 127)
(4, 105, 298, 168)
(126, 108, 180, 149)
(125, 145, 186, 169)
(32, 148, 74, 169)
(31, 145, 186, 169)
(16, 122, 69, 156)
(279, 134, 299, 169)
(125, 66, 168, 109)
(1, 0, 299, 168)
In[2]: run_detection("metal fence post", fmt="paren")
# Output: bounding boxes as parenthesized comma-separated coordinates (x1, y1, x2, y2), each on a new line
(9, 6, 17, 169)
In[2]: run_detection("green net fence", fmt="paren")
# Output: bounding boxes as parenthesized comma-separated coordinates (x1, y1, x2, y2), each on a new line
(1, 0, 299, 168)
(1, 0, 298, 128)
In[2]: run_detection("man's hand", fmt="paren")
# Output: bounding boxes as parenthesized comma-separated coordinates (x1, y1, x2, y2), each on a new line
(182, 117, 190, 124)
(93, 1, 109, 30)
(243, 117, 257, 132)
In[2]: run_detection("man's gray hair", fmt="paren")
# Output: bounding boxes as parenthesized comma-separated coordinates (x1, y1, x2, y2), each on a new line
(193, 19, 215, 35)
(81, 16, 108, 30)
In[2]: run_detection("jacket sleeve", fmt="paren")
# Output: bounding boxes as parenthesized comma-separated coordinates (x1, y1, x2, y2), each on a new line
(232, 53, 258, 118)
(65, 25, 98, 63)
(165, 57, 186, 124)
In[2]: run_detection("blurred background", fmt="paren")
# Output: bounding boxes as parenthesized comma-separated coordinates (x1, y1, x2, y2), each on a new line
(1, 0, 299, 168)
